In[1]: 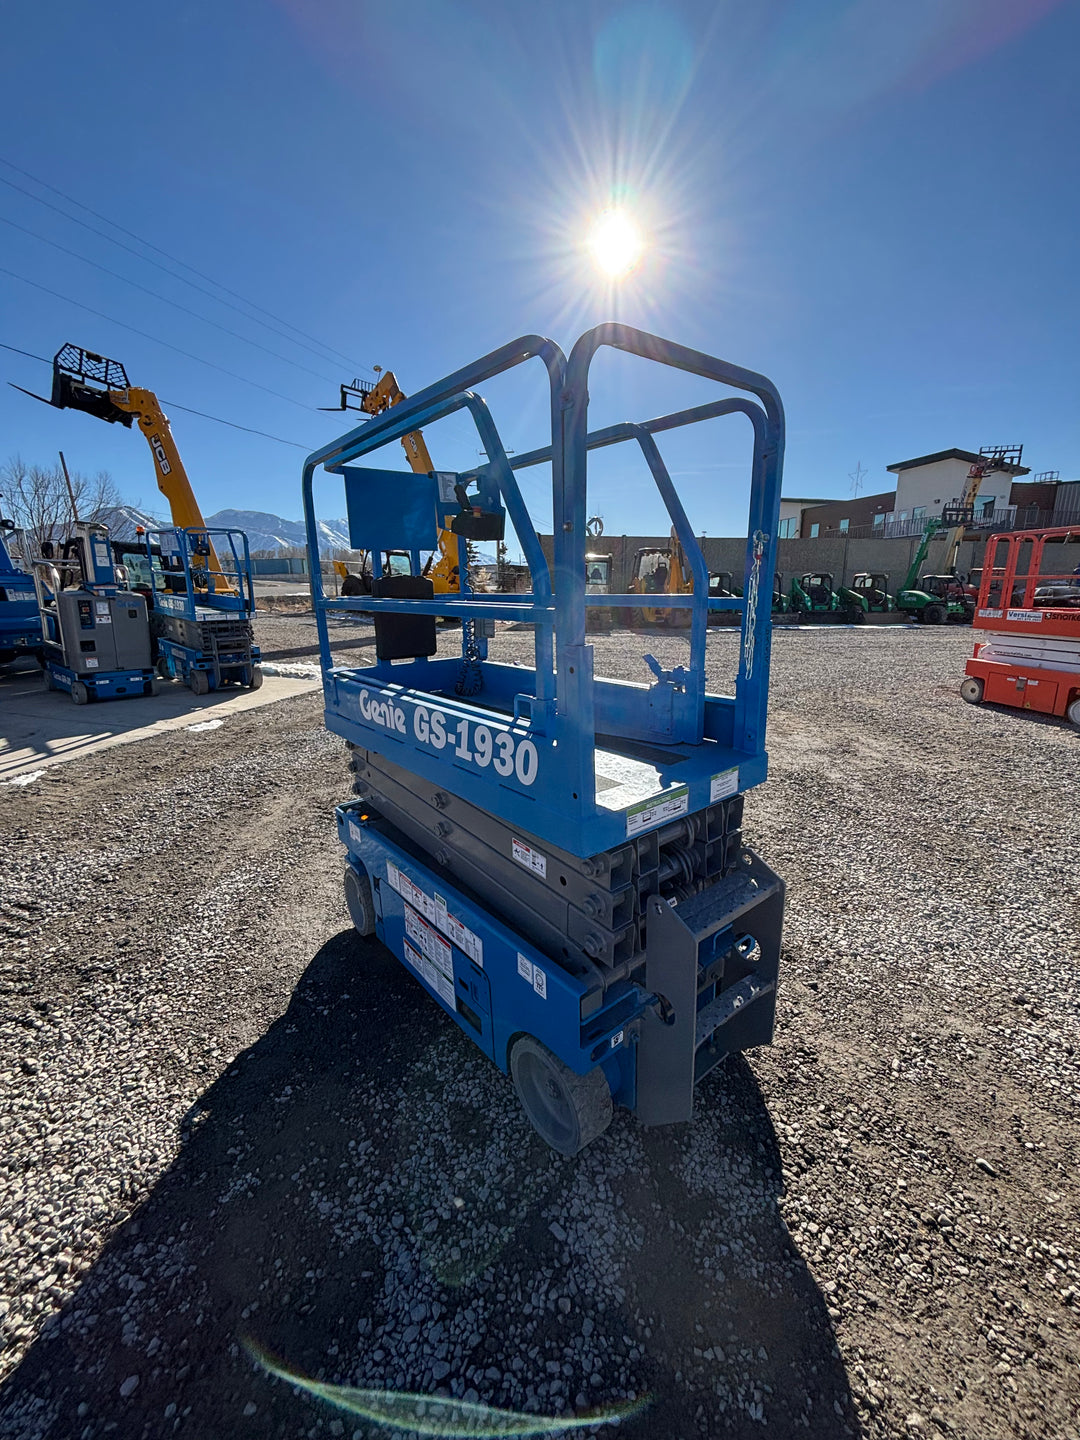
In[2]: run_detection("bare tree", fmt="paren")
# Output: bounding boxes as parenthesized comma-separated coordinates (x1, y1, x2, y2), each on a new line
(1, 455, 122, 553)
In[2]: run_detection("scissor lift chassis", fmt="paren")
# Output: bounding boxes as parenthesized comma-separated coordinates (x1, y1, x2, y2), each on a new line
(338, 795, 782, 1127)
(306, 324, 789, 1148)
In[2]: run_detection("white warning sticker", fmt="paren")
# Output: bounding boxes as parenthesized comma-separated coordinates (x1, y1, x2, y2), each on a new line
(403, 938, 422, 972)
(512, 838, 548, 879)
(710, 769, 739, 802)
(404, 903, 453, 979)
(532, 967, 547, 1000)
(349, 821, 365, 847)
(516, 953, 534, 983)
(435, 971, 456, 1007)
(386, 862, 484, 967)
(625, 785, 689, 839)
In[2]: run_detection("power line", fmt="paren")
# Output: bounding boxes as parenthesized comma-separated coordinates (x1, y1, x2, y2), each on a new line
(0, 339, 316, 451)
(0, 212, 341, 385)
(0, 264, 318, 411)
(0, 166, 369, 378)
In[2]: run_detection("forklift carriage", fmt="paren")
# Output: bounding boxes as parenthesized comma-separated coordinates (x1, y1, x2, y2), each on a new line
(304, 324, 787, 1154)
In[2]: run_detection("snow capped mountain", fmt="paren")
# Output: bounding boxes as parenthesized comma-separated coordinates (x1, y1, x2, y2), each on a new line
(97, 503, 165, 540)
(204, 509, 351, 553)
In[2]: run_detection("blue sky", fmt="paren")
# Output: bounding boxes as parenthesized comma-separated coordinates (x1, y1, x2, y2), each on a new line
(0, 0, 1076, 548)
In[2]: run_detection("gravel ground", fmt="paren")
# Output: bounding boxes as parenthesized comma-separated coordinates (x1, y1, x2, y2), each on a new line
(0, 619, 1077, 1440)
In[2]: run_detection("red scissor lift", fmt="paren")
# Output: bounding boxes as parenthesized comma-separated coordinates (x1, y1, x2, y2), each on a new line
(961, 525, 1080, 729)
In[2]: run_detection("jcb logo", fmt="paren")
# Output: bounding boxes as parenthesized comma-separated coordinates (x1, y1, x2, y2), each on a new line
(150, 434, 171, 475)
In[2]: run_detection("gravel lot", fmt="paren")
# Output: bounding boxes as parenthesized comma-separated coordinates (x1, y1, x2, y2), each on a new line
(0, 617, 1077, 1440)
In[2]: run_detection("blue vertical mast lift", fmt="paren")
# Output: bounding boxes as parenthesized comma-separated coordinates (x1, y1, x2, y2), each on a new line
(304, 324, 787, 1155)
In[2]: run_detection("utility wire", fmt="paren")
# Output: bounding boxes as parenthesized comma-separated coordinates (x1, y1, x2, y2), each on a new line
(0, 264, 319, 411)
(0, 339, 316, 450)
(0, 212, 341, 386)
(0, 167, 369, 378)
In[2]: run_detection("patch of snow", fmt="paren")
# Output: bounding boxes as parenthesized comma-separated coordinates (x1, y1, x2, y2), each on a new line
(4, 769, 44, 786)
(186, 719, 224, 732)
(259, 662, 321, 680)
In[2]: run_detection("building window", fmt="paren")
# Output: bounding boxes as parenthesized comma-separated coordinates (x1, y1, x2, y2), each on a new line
(777, 517, 797, 539)
(809, 523, 820, 538)
(873, 512, 885, 529)
(838, 518, 849, 533)
(912, 506, 925, 519)
(981, 496, 996, 516)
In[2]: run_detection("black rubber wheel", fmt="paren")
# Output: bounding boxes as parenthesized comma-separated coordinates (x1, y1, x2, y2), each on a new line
(1066, 696, 1080, 730)
(248, 664, 263, 690)
(156, 656, 172, 680)
(71, 680, 89, 706)
(923, 605, 945, 626)
(960, 677, 984, 705)
(509, 1035, 612, 1157)
(847, 606, 864, 625)
(189, 668, 210, 696)
(344, 864, 376, 937)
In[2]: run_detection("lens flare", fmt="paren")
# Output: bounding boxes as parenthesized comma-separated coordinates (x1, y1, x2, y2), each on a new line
(586, 208, 645, 280)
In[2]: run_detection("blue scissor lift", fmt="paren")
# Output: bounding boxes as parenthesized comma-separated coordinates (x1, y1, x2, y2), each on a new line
(0, 516, 41, 666)
(140, 526, 262, 695)
(305, 324, 786, 1155)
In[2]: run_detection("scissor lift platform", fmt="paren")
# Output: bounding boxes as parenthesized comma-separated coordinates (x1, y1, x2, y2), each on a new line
(305, 324, 788, 1153)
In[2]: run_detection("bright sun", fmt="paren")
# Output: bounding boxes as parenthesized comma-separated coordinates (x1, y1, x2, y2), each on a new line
(587, 207, 645, 279)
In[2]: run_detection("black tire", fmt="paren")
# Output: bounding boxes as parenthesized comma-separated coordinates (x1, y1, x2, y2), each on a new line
(846, 606, 864, 625)
(71, 680, 89, 706)
(248, 664, 263, 690)
(923, 605, 945, 626)
(344, 864, 376, 937)
(156, 656, 172, 680)
(1066, 696, 1080, 730)
(189, 669, 210, 696)
(960, 677, 984, 705)
(509, 1035, 612, 1157)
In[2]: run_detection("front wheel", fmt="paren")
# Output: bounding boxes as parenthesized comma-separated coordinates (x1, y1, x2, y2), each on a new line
(509, 1035, 612, 1157)
(344, 864, 376, 937)
(960, 677, 984, 705)
(247, 664, 263, 690)
(71, 680, 89, 706)
(846, 606, 864, 625)
(189, 668, 210, 696)
(923, 605, 945, 626)
(1066, 696, 1080, 730)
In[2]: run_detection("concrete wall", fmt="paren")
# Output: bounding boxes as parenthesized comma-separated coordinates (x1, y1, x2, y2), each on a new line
(541, 534, 1080, 596)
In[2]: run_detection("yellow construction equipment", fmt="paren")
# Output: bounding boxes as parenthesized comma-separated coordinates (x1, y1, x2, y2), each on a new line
(627, 527, 693, 626)
(21, 345, 231, 588)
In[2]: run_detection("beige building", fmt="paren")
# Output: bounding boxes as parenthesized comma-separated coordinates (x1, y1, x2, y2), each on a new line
(886, 448, 1030, 524)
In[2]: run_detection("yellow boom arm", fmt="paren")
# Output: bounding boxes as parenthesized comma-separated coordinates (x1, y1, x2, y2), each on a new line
(108, 386, 228, 586)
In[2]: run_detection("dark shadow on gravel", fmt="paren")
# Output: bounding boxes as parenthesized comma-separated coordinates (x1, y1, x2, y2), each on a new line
(0, 933, 858, 1440)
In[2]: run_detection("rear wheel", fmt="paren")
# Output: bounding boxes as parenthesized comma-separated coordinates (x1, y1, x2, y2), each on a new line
(960, 677, 984, 705)
(156, 656, 172, 680)
(509, 1035, 612, 1157)
(189, 669, 210, 696)
(248, 664, 263, 690)
(344, 864, 376, 937)
(1066, 696, 1080, 729)
(923, 605, 945, 626)
(71, 680, 88, 706)
(846, 606, 864, 625)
